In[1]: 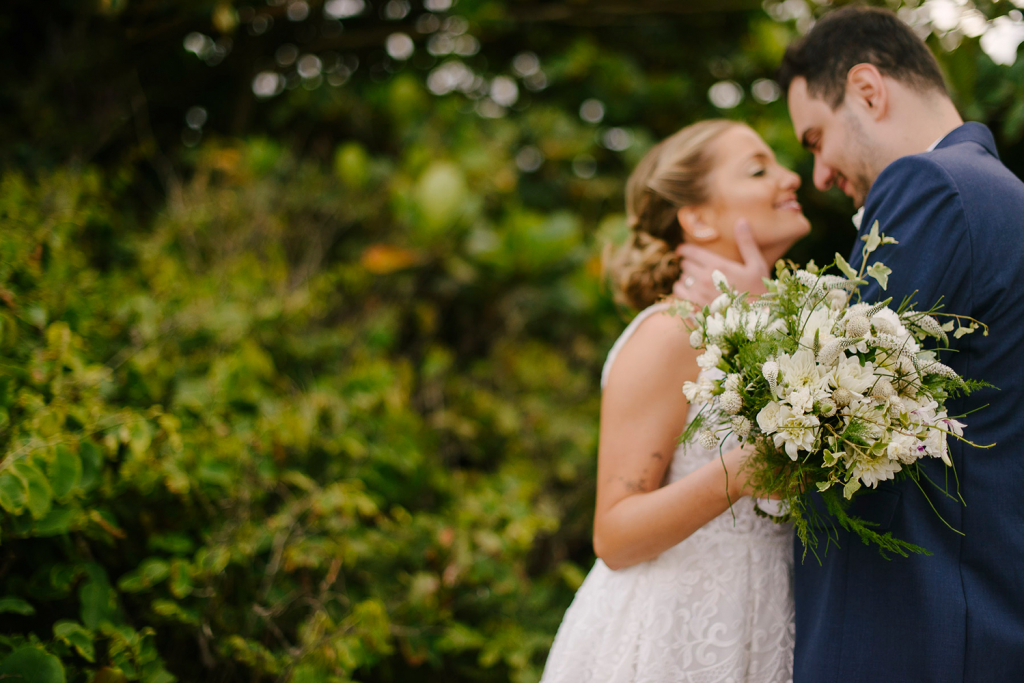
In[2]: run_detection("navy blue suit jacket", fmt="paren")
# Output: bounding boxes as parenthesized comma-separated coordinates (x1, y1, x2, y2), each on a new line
(793, 123, 1024, 683)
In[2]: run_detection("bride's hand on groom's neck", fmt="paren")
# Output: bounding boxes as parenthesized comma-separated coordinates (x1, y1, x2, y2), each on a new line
(672, 219, 770, 307)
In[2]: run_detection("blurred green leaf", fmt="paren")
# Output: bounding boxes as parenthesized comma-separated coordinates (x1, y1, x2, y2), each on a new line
(0, 597, 35, 616)
(0, 647, 65, 683)
(49, 446, 82, 500)
(53, 620, 95, 662)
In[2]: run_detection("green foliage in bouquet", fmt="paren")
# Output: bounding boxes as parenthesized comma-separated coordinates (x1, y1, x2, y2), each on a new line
(678, 222, 992, 561)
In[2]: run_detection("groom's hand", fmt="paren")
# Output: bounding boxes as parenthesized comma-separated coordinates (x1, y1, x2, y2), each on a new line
(672, 219, 769, 306)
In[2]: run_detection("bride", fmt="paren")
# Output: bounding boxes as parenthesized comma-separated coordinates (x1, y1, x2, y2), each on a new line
(541, 120, 810, 683)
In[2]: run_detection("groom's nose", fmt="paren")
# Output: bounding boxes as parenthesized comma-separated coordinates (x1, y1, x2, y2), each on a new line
(812, 158, 834, 192)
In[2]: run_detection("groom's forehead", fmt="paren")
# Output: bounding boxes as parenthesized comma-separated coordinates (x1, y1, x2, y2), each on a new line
(786, 78, 832, 146)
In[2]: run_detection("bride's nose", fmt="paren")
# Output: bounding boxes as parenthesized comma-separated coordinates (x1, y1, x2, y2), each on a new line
(780, 167, 801, 191)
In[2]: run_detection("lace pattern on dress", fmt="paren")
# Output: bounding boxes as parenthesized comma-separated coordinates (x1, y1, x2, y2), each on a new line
(541, 303, 795, 683)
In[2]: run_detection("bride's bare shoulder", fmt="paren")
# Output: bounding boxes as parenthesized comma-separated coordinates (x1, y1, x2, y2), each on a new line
(605, 305, 700, 395)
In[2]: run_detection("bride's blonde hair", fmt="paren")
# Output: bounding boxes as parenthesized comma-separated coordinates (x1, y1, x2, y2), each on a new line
(606, 119, 739, 310)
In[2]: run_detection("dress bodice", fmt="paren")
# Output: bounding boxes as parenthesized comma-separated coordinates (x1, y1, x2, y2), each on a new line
(542, 302, 795, 683)
(601, 303, 788, 538)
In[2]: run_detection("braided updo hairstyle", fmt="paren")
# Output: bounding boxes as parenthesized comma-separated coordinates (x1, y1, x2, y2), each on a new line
(606, 119, 739, 310)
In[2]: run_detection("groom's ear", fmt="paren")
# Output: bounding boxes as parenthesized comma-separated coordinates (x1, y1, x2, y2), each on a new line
(845, 64, 887, 121)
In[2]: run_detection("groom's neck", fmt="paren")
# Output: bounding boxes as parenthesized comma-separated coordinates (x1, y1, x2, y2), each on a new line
(875, 88, 964, 169)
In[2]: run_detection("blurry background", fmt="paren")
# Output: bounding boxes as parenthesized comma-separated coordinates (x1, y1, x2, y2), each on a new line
(0, 1, 1022, 681)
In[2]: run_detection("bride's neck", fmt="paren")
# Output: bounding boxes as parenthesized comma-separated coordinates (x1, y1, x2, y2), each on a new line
(704, 240, 785, 267)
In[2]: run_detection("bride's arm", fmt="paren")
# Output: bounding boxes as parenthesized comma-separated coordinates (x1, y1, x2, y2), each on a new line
(592, 309, 754, 571)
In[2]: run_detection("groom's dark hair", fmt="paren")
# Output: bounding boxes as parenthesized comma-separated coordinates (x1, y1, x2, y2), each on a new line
(777, 5, 948, 109)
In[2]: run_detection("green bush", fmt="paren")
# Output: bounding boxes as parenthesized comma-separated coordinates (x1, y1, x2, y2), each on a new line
(0, 132, 617, 681)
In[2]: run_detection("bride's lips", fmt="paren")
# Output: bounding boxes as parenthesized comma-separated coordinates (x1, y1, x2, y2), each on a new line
(774, 197, 802, 211)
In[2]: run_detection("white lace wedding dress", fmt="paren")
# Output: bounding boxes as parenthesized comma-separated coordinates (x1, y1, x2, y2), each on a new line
(541, 303, 795, 683)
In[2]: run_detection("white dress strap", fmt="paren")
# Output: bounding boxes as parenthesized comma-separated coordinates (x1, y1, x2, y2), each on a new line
(600, 301, 674, 391)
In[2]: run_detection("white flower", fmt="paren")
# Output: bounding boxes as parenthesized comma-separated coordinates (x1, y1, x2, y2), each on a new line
(871, 308, 920, 354)
(870, 378, 896, 400)
(724, 373, 741, 391)
(852, 455, 902, 488)
(832, 387, 854, 408)
(731, 415, 751, 438)
(885, 431, 921, 465)
(777, 349, 824, 393)
(698, 429, 719, 450)
(716, 306, 768, 341)
(723, 307, 744, 338)
(720, 390, 743, 415)
(705, 313, 726, 339)
(682, 375, 716, 404)
(697, 344, 723, 371)
(887, 396, 906, 419)
(904, 397, 939, 426)
(827, 355, 876, 396)
(787, 387, 815, 414)
(827, 289, 848, 311)
(711, 269, 729, 290)
(689, 329, 704, 348)
(762, 360, 780, 394)
(943, 418, 966, 438)
(747, 308, 770, 339)
(924, 424, 954, 466)
(710, 293, 731, 315)
(845, 315, 870, 339)
(696, 376, 716, 403)
(817, 338, 859, 367)
(840, 398, 887, 443)
(771, 405, 820, 460)
(800, 305, 838, 349)
(818, 397, 837, 417)
(757, 401, 782, 433)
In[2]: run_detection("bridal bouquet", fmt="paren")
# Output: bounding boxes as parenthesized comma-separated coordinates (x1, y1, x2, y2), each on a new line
(676, 222, 989, 559)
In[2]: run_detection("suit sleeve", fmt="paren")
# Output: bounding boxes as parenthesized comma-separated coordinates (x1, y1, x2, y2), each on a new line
(851, 155, 972, 315)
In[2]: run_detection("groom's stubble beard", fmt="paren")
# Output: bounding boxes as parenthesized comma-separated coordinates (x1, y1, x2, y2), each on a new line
(839, 106, 883, 208)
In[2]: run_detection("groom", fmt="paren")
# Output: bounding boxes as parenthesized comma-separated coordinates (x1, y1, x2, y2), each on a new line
(676, 6, 1024, 682)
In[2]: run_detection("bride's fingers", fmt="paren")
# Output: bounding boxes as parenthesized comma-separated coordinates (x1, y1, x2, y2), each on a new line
(677, 244, 736, 272)
(672, 276, 712, 303)
(680, 262, 715, 283)
(733, 219, 767, 274)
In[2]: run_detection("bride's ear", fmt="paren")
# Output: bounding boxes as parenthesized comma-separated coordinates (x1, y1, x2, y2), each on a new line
(677, 206, 719, 243)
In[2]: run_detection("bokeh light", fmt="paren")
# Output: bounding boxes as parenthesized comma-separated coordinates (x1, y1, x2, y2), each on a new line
(751, 78, 782, 104)
(512, 52, 540, 77)
(386, 33, 415, 61)
(602, 127, 633, 152)
(708, 80, 744, 109)
(516, 146, 544, 173)
(287, 1, 310, 21)
(490, 76, 519, 107)
(572, 154, 597, 179)
(323, 0, 365, 19)
(579, 99, 605, 124)
(252, 72, 285, 98)
(185, 106, 207, 130)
